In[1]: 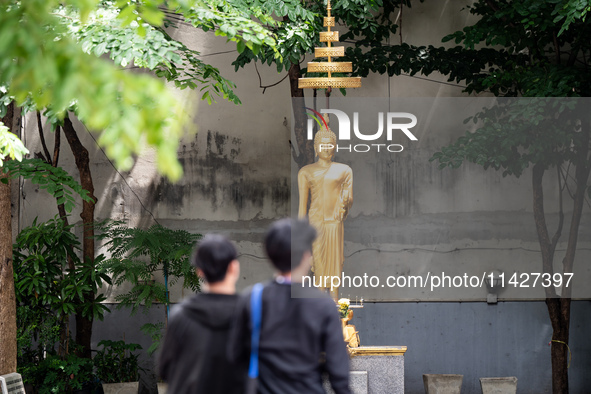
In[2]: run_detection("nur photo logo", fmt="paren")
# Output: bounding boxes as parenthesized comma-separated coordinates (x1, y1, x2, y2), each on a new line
(305, 107, 419, 153)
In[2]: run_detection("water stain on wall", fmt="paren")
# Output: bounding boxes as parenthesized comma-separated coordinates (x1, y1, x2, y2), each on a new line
(147, 130, 290, 217)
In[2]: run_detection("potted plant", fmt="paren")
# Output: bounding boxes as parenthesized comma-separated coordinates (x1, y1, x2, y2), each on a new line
(94, 340, 142, 393)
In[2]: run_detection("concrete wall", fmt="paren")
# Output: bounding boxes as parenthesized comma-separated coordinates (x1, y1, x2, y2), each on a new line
(353, 300, 591, 393)
(93, 301, 591, 393)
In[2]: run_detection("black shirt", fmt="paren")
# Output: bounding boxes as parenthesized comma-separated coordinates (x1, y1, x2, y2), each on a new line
(228, 281, 351, 394)
(158, 293, 247, 394)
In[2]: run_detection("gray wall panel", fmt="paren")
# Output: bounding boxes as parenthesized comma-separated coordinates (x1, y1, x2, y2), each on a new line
(352, 301, 591, 393)
(92, 301, 591, 393)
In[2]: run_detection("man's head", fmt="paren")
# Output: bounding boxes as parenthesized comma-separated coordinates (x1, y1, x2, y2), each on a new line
(265, 219, 317, 274)
(191, 234, 238, 284)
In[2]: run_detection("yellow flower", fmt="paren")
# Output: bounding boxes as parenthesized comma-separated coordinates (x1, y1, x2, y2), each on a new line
(337, 298, 350, 319)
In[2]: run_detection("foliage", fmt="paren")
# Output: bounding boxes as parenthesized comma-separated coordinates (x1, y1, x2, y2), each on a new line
(230, 0, 396, 76)
(431, 98, 582, 177)
(0, 121, 29, 166)
(231, 0, 320, 72)
(32, 355, 95, 394)
(0, 1, 186, 180)
(61, 4, 240, 105)
(342, 0, 591, 98)
(13, 217, 112, 359)
(93, 340, 142, 383)
(16, 306, 61, 370)
(1, 158, 92, 212)
(0, 0, 277, 179)
(98, 222, 201, 313)
(552, 0, 591, 35)
(140, 322, 165, 355)
(17, 314, 97, 392)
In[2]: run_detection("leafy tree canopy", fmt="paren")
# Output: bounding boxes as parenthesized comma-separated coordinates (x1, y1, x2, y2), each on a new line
(342, 0, 591, 98)
(0, 121, 28, 166)
(231, 0, 389, 73)
(0, 0, 277, 179)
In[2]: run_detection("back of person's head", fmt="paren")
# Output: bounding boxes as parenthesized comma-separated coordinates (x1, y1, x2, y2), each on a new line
(265, 219, 316, 273)
(191, 234, 237, 283)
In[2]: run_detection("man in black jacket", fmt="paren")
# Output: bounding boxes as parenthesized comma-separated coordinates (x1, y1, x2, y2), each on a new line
(229, 219, 351, 394)
(158, 234, 246, 394)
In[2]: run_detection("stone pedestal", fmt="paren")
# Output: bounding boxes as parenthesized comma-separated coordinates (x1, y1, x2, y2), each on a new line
(479, 377, 517, 394)
(324, 371, 368, 394)
(0, 373, 25, 394)
(423, 374, 463, 394)
(325, 346, 407, 394)
(101, 382, 139, 394)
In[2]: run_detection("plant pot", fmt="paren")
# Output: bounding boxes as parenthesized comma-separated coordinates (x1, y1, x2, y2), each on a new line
(423, 374, 463, 394)
(157, 382, 168, 394)
(73, 380, 104, 394)
(101, 382, 139, 394)
(479, 377, 517, 394)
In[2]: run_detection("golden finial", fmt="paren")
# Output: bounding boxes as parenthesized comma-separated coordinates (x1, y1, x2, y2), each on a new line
(298, 0, 361, 89)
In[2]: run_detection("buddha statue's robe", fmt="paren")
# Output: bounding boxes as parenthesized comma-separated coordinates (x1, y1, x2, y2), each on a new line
(298, 162, 353, 293)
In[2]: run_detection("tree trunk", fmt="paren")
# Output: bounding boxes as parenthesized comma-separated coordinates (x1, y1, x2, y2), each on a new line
(549, 118, 591, 394)
(532, 163, 568, 393)
(288, 63, 315, 168)
(0, 171, 16, 375)
(62, 116, 97, 359)
(547, 297, 570, 394)
(532, 116, 591, 393)
(0, 103, 18, 374)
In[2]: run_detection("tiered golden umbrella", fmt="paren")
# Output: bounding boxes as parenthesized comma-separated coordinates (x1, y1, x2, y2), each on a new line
(298, 0, 362, 89)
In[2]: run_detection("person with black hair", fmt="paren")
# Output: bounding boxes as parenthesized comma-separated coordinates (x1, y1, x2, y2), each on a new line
(229, 219, 351, 394)
(158, 234, 246, 394)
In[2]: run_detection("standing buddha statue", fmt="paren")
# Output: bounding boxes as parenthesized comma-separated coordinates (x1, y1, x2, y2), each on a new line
(298, 114, 353, 299)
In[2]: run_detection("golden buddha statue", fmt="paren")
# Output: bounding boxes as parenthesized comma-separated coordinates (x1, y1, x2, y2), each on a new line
(298, 115, 353, 299)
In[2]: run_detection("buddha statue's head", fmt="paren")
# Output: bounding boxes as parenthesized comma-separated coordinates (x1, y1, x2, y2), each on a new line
(314, 114, 337, 160)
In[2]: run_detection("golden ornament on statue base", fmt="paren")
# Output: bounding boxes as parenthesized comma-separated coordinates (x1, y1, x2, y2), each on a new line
(341, 309, 360, 348)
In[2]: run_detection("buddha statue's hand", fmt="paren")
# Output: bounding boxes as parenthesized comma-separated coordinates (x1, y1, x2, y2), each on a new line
(339, 204, 349, 221)
(339, 190, 350, 220)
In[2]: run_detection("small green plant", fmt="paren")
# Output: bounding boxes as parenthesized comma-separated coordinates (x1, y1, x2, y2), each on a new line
(13, 217, 111, 358)
(98, 221, 201, 312)
(93, 340, 142, 383)
(97, 221, 201, 354)
(140, 322, 165, 355)
(23, 354, 95, 394)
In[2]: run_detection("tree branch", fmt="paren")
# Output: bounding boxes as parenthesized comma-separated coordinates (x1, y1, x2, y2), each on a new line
(52, 125, 61, 167)
(399, 0, 403, 45)
(561, 119, 591, 294)
(532, 162, 557, 298)
(485, 0, 516, 28)
(553, 31, 560, 65)
(550, 165, 565, 252)
(37, 111, 51, 164)
(254, 62, 289, 94)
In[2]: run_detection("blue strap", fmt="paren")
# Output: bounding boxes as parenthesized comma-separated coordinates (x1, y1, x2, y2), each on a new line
(248, 283, 264, 379)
